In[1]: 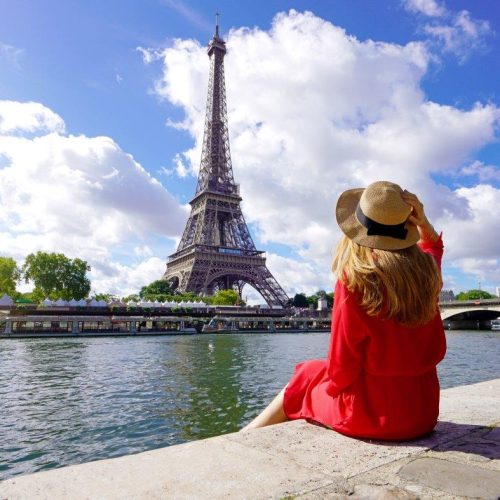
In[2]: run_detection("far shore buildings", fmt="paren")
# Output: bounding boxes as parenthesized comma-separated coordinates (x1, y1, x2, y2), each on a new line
(439, 290, 455, 302)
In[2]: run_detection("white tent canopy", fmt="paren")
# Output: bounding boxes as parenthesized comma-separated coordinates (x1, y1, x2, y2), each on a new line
(109, 300, 126, 307)
(0, 294, 14, 306)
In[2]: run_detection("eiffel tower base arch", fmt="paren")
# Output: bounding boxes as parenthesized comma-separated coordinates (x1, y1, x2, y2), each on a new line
(164, 250, 289, 306)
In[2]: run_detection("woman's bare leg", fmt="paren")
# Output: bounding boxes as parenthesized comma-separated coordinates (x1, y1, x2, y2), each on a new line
(241, 387, 288, 431)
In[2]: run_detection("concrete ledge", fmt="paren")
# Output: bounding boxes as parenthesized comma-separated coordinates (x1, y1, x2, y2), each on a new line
(1, 379, 499, 499)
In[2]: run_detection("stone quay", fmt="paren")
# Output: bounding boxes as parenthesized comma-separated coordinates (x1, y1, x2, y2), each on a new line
(0, 378, 499, 499)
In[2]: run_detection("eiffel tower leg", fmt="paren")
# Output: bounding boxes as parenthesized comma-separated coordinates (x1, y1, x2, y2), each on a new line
(233, 280, 245, 299)
(183, 261, 212, 296)
(248, 266, 289, 307)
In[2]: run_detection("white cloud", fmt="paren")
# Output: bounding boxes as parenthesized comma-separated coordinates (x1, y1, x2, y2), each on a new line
(136, 46, 160, 65)
(0, 101, 65, 134)
(133, 245, 153, 257)
(450, 258, 500, 291)
(90, 257, 166, 297)
(0, 100, 188, 295)
(158, 166, 174, 176)
(403, 1, 492, 62)
(146, 9, 500, 292)
(436, 185, 500, 261)
(457, 160, 500, 183)
(423, 10, 491, 62)
(404, 0, 446, 18)
(172, 153, 189, 178)
(0, 42, 24, 67)
(266, 253, 330, 296)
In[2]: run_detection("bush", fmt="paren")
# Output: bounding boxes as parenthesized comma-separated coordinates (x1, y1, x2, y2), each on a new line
(456, 290, 493, 301)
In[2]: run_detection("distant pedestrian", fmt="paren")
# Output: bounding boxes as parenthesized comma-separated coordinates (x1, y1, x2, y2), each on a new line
(242, 181, 446, 440)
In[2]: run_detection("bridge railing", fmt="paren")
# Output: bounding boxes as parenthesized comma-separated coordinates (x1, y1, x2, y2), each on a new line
(439, 298, 500, 308)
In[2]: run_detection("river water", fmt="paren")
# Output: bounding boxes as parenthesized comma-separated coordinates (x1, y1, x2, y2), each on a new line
(0, 330, 499, 480)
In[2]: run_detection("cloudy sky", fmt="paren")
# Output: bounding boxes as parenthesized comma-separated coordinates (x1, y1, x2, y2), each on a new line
(0, 0, 499, 301)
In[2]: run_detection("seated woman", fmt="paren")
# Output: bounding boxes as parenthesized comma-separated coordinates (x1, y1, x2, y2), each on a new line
(242, 181, 446, 440)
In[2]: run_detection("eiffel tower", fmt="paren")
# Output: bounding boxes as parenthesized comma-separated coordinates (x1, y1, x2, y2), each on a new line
(164, 17, 289, 306)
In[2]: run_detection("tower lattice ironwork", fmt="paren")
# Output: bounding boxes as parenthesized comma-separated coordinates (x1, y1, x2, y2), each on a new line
(164, 19, 289, 306)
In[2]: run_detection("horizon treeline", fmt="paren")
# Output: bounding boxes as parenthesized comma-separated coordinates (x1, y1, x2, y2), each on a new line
(1, 253, 496, 305)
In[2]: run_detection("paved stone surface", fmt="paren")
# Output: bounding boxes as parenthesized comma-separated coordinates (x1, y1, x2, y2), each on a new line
(226, 420, 430, 478)
(352, 483, 419, 499)
(1, 378, 499, 500)
(0, 436, 335, 500)
(301, 483, 419, 499)
(399, 457, 500, 499)
(439, 381, 500, 428)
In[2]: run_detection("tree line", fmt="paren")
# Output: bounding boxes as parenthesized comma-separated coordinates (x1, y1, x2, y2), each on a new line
(1, 252, 497, 305)
(0, 253, 90, 302)
(0, 252, 245, 306)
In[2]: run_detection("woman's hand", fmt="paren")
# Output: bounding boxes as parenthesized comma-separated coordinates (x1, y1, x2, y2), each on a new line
(402, 190, 439, 242)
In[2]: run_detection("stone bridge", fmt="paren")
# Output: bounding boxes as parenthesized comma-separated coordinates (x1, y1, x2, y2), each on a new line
(439, 298, 500, 321)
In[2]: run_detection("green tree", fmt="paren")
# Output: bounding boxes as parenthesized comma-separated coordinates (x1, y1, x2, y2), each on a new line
(17, 291, 38, 302)
(139, 280, 173, 300)
(22, 251, 91, 301)
(122, 294, 140, 303)
(306, 293, 319, 309)
(210, 289, 243, 306)
(456, 289, 493, 301)
(0, 257, 21, 297)
(292, 293, 308, 308)
(92, 293, 118, 303)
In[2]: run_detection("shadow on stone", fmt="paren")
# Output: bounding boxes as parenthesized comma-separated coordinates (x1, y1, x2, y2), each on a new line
(432, 423, 500, 460)
(354, 422, 499, 460)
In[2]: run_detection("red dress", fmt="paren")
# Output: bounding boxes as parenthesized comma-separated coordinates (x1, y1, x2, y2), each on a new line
(283, 237, 446, 440)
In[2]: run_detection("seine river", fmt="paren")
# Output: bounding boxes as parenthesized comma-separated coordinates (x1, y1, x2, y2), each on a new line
(1, 330, 499, 480)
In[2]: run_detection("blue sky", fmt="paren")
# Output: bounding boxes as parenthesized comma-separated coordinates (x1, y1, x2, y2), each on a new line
(0, 0, 499, 299)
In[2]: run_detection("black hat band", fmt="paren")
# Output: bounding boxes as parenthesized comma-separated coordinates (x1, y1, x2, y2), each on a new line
(355, 204, 408, 240)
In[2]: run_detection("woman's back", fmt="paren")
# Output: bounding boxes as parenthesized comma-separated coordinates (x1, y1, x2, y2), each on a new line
(323, 275, 446, 439)
(334, 283, 446, 378)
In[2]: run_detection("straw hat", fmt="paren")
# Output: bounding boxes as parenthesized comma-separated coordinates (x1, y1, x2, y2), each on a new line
(335, 181, 419, 250)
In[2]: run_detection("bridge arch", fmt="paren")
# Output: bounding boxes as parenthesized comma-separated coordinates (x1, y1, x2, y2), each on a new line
(440, 306, 500, 321)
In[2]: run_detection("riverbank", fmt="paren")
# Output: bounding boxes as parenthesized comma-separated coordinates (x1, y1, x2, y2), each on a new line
(1, 378, 498, 499)
(0, 328, 328, 338)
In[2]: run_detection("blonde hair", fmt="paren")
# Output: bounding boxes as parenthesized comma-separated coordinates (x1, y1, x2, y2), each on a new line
(332, 236, 441, 327)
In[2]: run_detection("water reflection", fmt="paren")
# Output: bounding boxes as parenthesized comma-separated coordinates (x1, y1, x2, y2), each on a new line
(167, 335, 249, 440)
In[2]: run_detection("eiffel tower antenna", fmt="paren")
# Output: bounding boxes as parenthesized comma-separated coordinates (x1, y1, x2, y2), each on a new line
(164, 17, 289, 306)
